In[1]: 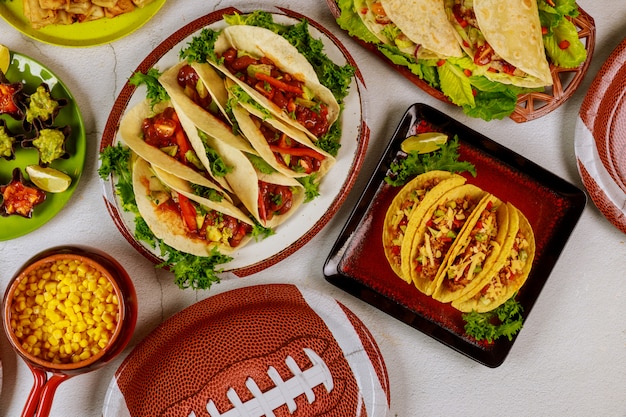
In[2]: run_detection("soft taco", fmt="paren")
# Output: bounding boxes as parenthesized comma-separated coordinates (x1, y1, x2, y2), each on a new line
(119, 99, 231, 198)
(132, 157, 255, 256)
(451, 203, 535, 312)
(200, 131, 305, 228)
(402, 183, 486, 295)
(446, 0, 552, 88)
(229, 91, 336, 179)
(382, 171, 466, 281)
(431, 194, 511, 303)
(376, 0, 463, 58)
(158, 61, 256, 155)
(209, 25, 341, 141)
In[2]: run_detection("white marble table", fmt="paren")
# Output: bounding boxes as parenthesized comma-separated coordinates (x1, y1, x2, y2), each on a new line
(1, 1, 625, 415)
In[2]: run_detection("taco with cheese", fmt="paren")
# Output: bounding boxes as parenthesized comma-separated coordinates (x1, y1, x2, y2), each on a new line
(431, 194, 511, 303)
(451, 203, 535, 312)
(132, 157, 255, 256)
(209, 25, 341, 141)
(446, 0, 552, 88)
(382, 171, 466, 281)
(402, 183, 486, 295)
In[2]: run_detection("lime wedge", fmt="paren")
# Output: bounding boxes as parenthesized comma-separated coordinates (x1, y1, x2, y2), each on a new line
(26, 165, 72, 193)
(0, 44, 10, 74)
(400, 132, 448, 154)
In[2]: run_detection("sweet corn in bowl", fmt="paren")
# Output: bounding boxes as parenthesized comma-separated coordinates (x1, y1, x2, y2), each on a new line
(4, 251, 126, 370)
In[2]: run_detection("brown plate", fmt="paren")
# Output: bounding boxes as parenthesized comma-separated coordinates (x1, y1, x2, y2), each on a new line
(576, 38, 626, 233)
(99, 7, 368, 277)
(324, 103, 586, 367)
(326, 0, 595, 123)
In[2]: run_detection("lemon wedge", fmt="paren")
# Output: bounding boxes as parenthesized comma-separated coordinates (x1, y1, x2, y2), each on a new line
(0, 44, 10, 74)
(26, 165, 72, 193)
(400, 132, 448, 154)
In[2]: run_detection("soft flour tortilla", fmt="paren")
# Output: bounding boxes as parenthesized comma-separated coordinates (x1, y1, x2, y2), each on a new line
(402, 183, 486, 295)
(119, 100, 230, 199)
(382, 171, 466, 281)
(201, 131, 305, 228)
(230, 98, 335, 179)
(451, 203, 535, 312)
(474, 0, 552, 87)
(431, 194, 510, 303)
(133, 157, 248, 257)
(381, 0, 462, 58)
(210, 25, 340, 141)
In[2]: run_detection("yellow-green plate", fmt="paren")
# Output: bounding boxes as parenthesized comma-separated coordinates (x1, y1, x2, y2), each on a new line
(0, 0, 166, 47)
(0, 51, 86, 240)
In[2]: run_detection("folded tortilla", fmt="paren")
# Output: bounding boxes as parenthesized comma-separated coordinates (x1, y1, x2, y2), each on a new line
(210, 25, 340, 141)
(382, 171, 466, 281)
(402, 183, 486, 295)
(446, 0, 552, 88)
(431, 194, 510, 303)
(119, 100, 231, 200)
(451, 203, 535, 312)
(132, 157, 253, 256)
(230, 96, 336, 179)
(380, 0, 463, 58)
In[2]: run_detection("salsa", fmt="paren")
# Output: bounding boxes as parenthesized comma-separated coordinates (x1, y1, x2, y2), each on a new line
(220, 48, 331, 138)
(1, 168, 46, 218)
(257, 180, 293, 222)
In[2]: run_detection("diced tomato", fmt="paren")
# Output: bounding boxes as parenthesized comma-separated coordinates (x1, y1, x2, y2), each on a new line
(558, 40, 571, 50)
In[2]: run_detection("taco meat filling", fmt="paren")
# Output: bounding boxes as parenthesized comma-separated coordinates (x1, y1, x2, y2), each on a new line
(154, 186, 252, 248)
(258, 180, 293, 222)
(414, 195, 477, 280)
(444, 200, 498, 292)
(388, 178, 442, 267)
(450, 0, 527, 77)
(176, 64, 231, 126)
(220, 48, 331, 138)
(253, 115, 325, 174)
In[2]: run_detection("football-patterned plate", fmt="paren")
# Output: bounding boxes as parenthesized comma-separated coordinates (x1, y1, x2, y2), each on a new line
(576, 38, 626, 233)
(102, 284, 390, 417)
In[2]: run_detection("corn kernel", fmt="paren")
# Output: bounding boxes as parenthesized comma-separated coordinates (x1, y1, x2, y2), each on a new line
(9, 257, 120, 365)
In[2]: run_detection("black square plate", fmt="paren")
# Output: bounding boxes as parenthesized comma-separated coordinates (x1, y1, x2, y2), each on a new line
(323, 103, 586, 367)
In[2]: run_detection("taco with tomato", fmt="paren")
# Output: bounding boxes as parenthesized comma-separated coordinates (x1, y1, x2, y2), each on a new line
(451, 203, 535, 312)
(445, 0, 552, 88)
(431, 194, 511, 303)
(119, 100, 232, 198)
(228, 85, 336, 179)
(209, 25, 341, 141)
(382, 171, 466, 281)
(200, 130, 306, 228)
(402, 183, 486, 295)
(132, 157, 255, 257)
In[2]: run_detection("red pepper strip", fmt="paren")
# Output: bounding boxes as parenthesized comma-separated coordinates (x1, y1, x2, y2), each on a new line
(177, 194, 198, 232)
(171, 111, 193, 163)
(254, 72, 303, 95)
(269, 145, 324, 161)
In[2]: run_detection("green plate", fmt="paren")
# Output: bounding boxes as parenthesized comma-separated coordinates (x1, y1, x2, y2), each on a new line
(0, 51, 86, 241)
(0, 0, 166, 47)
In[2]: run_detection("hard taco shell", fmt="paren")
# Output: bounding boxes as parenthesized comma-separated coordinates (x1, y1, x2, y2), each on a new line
(382, 171, 466, 281)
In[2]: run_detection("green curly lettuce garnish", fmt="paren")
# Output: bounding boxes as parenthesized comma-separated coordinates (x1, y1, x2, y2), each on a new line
(462, 296, 524, 343)
(128, 68, 169, 107)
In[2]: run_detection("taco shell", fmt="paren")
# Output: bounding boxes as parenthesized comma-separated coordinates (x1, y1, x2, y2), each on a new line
(431, 194, 510, 303)
(382, 171, 466, 281)
(402, 183, 486, 295)
(451, 203, 535, 312)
